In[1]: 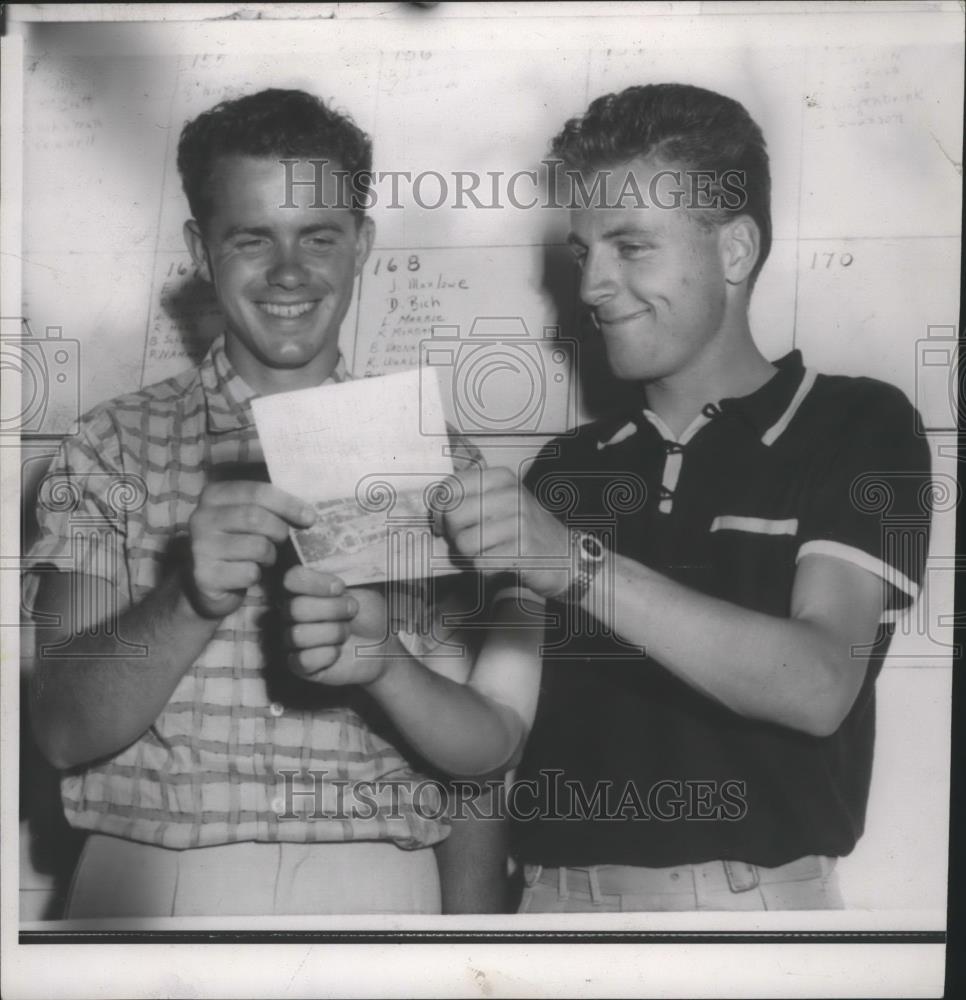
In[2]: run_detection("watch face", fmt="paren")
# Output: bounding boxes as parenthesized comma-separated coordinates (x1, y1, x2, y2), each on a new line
(579, 533, 605, 561)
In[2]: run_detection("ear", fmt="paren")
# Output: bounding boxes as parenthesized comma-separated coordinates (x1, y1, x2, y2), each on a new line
(183, 219, 213, 283)
(353, 215, 375, 275)
(719, 215, 760, 287)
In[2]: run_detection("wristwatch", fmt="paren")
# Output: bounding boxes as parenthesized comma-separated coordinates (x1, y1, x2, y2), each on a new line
(552, 530, 606, 604)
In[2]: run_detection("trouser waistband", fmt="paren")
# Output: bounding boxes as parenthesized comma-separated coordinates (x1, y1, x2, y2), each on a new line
(523, 856, 836, 900)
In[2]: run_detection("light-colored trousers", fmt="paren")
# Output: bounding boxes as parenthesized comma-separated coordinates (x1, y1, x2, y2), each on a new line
(65, 833, 441, 918)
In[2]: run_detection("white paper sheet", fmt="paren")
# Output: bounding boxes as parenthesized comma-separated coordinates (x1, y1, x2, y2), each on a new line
(251, 367, 468, 585)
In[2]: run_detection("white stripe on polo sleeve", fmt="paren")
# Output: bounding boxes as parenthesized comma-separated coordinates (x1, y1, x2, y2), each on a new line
(796, 539, 919, 599)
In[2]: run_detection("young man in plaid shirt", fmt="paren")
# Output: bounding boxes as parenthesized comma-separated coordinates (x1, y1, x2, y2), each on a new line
(26, 89, 536, 918)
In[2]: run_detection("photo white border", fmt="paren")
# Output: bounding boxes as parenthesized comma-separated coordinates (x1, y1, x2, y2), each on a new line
(1, 3, 960, 997)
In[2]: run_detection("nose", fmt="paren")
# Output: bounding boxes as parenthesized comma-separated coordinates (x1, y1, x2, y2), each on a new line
(266, 243, 310, 289)
(578, 246, 617, 310)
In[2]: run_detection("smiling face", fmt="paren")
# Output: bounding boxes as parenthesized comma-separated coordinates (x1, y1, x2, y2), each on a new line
(185, 155, 373, 395)
(568, 157, 734, 385)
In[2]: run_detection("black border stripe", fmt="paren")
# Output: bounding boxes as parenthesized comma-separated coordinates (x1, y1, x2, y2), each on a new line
(19, 930, 947, 945)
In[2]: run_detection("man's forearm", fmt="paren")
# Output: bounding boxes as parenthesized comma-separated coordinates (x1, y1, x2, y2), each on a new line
(364, 642, 526, 779)
(587, 553, 878, 736)
(29, 571, 220, 769)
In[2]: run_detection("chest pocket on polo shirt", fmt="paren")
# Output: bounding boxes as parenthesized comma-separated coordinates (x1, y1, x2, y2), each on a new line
(708, 514, 801, 616)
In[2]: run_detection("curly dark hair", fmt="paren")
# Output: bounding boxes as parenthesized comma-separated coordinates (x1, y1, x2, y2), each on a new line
(551, 83, 772, 289)
(177, 88, 372, 229)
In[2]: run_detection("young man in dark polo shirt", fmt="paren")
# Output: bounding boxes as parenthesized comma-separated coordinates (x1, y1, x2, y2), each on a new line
(441, 83, 931, 911)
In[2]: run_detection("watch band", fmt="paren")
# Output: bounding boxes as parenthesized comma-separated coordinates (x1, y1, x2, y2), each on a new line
(551, 530, 606, 604)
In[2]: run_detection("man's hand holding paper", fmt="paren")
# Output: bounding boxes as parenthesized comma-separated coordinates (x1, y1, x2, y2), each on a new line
(439, 466, 573, 600)
(252, 368, 479, 685)
(186, 479, 317, 620)
(252, 368, 465, 587)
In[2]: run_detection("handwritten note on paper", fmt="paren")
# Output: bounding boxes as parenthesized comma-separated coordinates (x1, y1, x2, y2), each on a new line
(251, 368, 464, 586)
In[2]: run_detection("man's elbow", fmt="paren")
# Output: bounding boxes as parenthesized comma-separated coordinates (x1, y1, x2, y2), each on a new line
(490, 704, 530, 776)
(37, 745, 78, 772)
(449, 738, 525, 783)
(797, 708, 846, 740)
(496, 726, 527, 775)
(30, 715, 77, 771)
(793, 664, 864, 739)
(449, 707, 529, 781)
(28, 678, 86, 770)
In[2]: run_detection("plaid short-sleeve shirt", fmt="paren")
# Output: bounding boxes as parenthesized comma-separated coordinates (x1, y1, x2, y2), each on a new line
(26, 336, 449, 850)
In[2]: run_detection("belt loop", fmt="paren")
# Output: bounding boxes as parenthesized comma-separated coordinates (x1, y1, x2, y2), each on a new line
(523, 864, 543, 888)
(723, 860, 760, 893)
(588, 867, 603, 906)
(558, 866, 569, 900)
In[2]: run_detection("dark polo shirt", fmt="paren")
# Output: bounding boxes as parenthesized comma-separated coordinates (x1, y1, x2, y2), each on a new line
(512, 351, 932, 868)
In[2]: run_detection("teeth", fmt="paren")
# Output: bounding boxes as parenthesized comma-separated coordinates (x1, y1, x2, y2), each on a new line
(260, 301, 315, 318)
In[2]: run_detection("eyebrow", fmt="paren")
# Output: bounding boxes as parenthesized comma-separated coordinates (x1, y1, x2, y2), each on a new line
(221, 222, 347, 240)
(601, 225, 661, 240)
(567, 225, 661, 246)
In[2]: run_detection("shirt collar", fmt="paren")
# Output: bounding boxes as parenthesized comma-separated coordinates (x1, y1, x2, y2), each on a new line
(597, 350, 810, 449)
(716, 350, 808, 438)
(201, 334, 350, 434)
